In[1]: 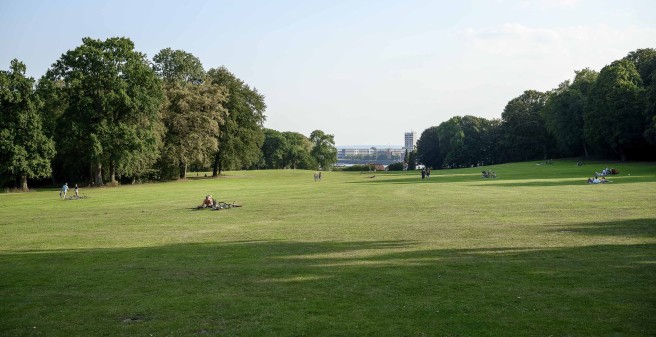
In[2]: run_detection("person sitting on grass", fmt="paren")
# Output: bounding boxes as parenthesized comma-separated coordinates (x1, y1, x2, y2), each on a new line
(201, 195, 214, 208)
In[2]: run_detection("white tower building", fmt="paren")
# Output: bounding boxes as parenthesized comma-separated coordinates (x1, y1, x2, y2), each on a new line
(404, 131, 416, 150)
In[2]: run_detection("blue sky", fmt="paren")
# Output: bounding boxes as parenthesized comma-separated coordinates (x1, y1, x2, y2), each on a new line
(1, 0, 655, 146)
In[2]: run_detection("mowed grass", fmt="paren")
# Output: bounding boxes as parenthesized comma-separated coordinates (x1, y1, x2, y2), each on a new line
(1, 160, 655, 337)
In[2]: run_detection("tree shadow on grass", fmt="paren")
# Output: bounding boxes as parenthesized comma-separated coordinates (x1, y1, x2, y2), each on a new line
(1, 240, 654, 337)
(549, 218, 656, 238)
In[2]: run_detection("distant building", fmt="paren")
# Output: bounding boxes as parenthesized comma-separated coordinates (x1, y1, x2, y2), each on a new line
(404, 131, 416, 150)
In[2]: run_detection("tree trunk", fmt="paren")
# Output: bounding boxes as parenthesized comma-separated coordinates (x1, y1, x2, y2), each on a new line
(20, 174, 28, 192)
(582, 142, 589, 159)
(620, 148, 627, 162)
(179, 161, 186, 179)
(94, 162, 103, 186)
(109, 159, 117, 185)
(212, 152, 220, 177)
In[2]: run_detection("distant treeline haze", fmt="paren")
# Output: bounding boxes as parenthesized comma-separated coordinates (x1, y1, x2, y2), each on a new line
(415, 48, 656, 170)
(1, 37, 654, 190)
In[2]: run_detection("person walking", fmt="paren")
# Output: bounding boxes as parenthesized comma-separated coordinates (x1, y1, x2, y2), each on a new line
(60, 183, 69, 199)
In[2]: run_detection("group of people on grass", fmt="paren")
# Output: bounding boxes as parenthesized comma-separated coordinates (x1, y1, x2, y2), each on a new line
(481, 170, 496, 178)
(60, 182, 80, 199)
(587, 176, 610, 184)
(421, 167, 431, 179)
(596, 167, 618, 176)
(587, 167, 617, 184)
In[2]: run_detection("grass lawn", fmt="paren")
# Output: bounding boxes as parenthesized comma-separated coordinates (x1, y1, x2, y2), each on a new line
(1, 160, 655, 336)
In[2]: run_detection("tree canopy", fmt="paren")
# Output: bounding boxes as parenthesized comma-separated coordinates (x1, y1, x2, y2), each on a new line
(0, 59, 56, 190)
(43, 37, 164, 185)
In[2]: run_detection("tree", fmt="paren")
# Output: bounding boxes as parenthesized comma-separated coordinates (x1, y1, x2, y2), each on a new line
(501, 90, 551, 162)
(260, 128, 288, 169)
(624, 49, 656, 146)
(309, 130, 337, 169)
(0, 60, 56, 190)
(542, 69, 598, 158)
(407, 150, 417, 170)
(159, 81, 226, 179)
(153, 48, 227, 179)
(282, 131, 315, 169)
(585, 59, 646, 160)
(416, 126, 442, 169)
(207, 67, 266, 175)
(437, 117, 466, 167)
(44, 37, 164, 185)
(153, 48, 205, 84)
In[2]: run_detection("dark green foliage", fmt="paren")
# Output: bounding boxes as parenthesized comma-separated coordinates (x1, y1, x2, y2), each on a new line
(585, 60, 648, 160)
(501, 90, 553, 162)
(386, 162, 405, 171)
(207, 67, 266, 175)
(153, 48, 205, 84)
(0, 60, 56, 190)
(543, 69, 598, 158)
(338, 164, 374, 171)
(310, 130, 338, 170)
(407, 150, 417, 170)
(260, 128, 288, 169)
(281, 131, 315, 169)
(44, 37, 164, 185)
(416, 126, 442, 169)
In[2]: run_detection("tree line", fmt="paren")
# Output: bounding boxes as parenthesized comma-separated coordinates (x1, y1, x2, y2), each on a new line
(416, 48, 656, 169)
(0, 37, 337, 191)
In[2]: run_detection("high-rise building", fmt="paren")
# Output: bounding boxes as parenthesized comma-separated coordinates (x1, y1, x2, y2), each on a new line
(404, 131, 416, 150)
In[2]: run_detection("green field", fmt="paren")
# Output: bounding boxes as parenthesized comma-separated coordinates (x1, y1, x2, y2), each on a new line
(1, 160, 655, 336)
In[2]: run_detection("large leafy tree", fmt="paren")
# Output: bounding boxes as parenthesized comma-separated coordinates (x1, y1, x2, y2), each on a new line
(437, 117, 466, 167)
(260, 128, 288, 169)
(543, 69, 598, 158)
(624, 48, 656, 146)
(0, 60, 56, 190)
(44, 37, 164, 185)
(501, 90, 551, 162)
(159, 81, 226, 179)
(585, 59, 646, 160)
(309, 130, 337, 170)
(153, 48, 205, 84)
(282, 131, 315, 169)
(416, 126, 442, 169)
(153, 48, 226, 179)
(433, 116, 498, 168)
(207, 67, 266, 175)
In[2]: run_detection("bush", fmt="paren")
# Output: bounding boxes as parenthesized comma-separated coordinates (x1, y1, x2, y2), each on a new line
(386, 162, 405, 171)
(339, 164, 373, 172)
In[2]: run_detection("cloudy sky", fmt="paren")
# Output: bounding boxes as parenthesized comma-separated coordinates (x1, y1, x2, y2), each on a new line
(1, 0, 655, 146)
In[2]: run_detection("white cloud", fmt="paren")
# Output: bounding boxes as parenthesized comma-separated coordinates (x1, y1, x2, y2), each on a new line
(461, 23, 561, 56)
(460, 23, 656, 64)
(519, 0, 583, 10)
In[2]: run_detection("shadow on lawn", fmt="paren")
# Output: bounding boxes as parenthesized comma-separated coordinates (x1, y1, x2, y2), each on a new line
(550, 218, 656, 238)
(2, 233, 655, 336)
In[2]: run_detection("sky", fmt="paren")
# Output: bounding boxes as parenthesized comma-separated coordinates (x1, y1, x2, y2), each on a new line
(1, 0, 655, 146)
